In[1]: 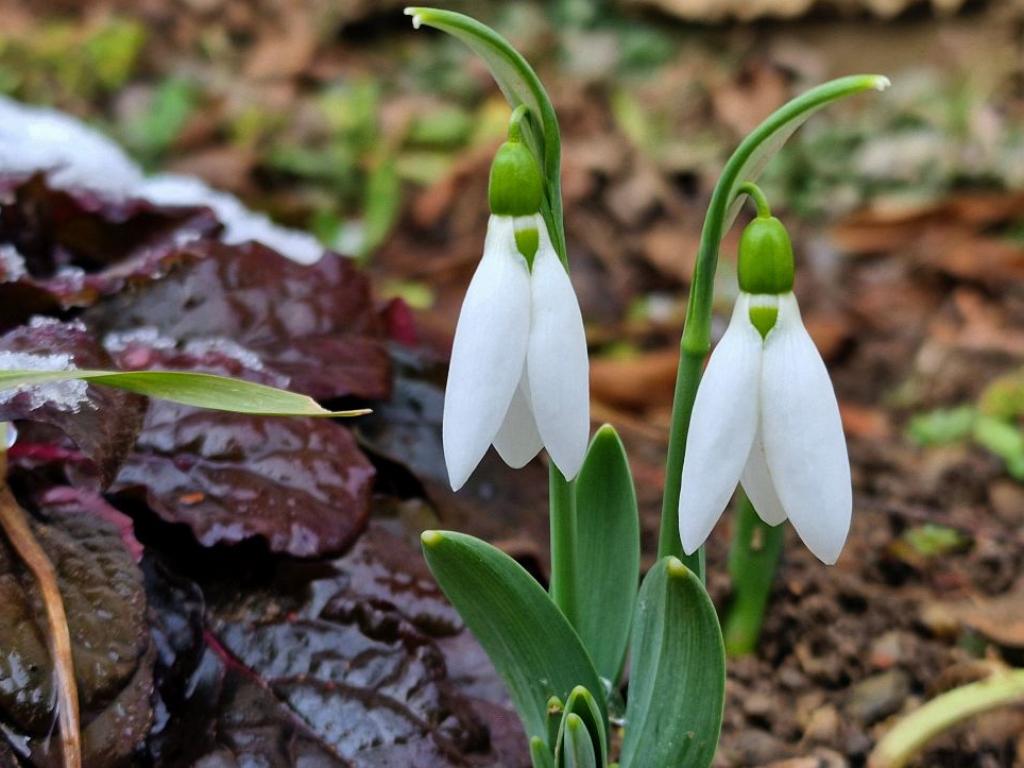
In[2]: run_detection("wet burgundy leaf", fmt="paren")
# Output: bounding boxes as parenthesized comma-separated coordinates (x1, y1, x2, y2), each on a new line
(202, 522, 527, 767)
(0, 319, 147, 487)
(141, 523, 526, 767)
(356, 351, 549, 566)
(86, 239, 392, 401)
(0, 487, 152, 765)
(0, 174, 220, 314)
(144, 558, 349, 766)
(110, 393, 374, 557)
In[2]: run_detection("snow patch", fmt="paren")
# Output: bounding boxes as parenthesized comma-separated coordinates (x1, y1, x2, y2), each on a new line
(0, 96, 143, 195)
(139, 174, 325, 265)
(0, 351, 91, 412)
(102, 327, 178, 353)
(0, 244, 27, 281)
(0, 97, 327, 265)
(183, 337, 265, 371)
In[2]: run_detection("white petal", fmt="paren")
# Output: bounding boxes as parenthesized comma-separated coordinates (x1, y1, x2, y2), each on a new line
(740, 425, 787, 526)
(761, 293, 852, 564)
(678, 294, 763, 554)
(443, 215, 531, 490)
(493, 376, 543, 468)
(526, 226, 590, 480)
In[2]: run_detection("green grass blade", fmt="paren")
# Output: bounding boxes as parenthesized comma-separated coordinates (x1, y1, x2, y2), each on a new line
(0, 369, 366, 417)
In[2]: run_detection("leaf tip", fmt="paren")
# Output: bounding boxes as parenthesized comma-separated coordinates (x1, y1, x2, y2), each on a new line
(666, 556, 690, 579)
(421, 530, 444, 548)
(331, 407, 373, 418)
(872, 75, 891, 91)
(566, 712, 585, 732)
(404, 7, 423, 28)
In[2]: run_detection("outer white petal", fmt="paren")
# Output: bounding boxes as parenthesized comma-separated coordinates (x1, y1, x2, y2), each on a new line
(526, 226, 590, 480)
(761, 293, 852, 564)
(740, 425, 787, 526)
(443, 215, 531, 490)
(493, 376, 543, 468)
(678, 294, 763, 554)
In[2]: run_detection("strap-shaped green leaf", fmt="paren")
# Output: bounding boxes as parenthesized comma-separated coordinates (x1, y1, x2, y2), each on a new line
(620, 557, 725, 768)
(405, 6, 568, 265)
(554, 686, 607, 768)
(0, 369, 366, 417)
(531, 737, 555, 768)
(560, 714, 598, 768)
(420, 531, 606, 747)
(574, 425, 639, 684)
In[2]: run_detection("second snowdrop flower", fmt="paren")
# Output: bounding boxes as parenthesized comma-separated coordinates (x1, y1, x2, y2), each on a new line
(679, 193, 852, 563)
(443, 120, 589, 491)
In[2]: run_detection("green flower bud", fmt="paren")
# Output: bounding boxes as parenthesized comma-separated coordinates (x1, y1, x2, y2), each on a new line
(738, 215, 795, 296)
(488, 139, 543, 217)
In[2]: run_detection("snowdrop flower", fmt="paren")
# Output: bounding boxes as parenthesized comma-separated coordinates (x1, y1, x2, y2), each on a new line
(679, 210, 851, 563)
(443, 132, 589, 491)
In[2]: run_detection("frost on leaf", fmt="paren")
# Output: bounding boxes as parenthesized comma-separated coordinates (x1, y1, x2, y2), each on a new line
(0, 350, 89, 412)
(0, 320, 146, 486)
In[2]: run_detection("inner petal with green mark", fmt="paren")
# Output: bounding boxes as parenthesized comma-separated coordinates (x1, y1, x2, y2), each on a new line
(747, 293, 780, 339)
(514, 217, 539, 269)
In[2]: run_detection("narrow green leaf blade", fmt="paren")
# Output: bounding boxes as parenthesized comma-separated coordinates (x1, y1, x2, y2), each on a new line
(420, 531, 607, 747)
(574, 424, 639, 684)
(405, 6, 568, 263)
(560, 714, 598, 768)
(0, 369, 366, 417)
(621, 557, 726, 768)
(531, 737, 555, 768)
(554, 686, 607, 768)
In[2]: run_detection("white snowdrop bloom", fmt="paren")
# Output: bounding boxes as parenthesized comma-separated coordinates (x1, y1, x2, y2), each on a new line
(443, 212, 589, 491)
(678, 211, 851, 564)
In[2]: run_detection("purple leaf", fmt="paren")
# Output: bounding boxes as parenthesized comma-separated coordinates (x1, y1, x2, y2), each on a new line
(0, 319, 146, 487)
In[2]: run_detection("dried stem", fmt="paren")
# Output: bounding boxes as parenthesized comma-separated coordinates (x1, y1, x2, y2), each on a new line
(868, 668, 1024, 768)
(0, 469, 81, 768)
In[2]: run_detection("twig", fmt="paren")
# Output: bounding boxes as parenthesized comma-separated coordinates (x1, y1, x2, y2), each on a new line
(0, 478, 81, 768)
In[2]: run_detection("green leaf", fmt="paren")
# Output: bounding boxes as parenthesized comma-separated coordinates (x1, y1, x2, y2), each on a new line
(574, 424, 639, 684)
(0, 370, 366, 417)
(559, 714, 598, 768)
(907, 406, 976, 446)
(973, 415, 1024, 480)
(360, 154, 401, 261)
(724, 494, 784, 657)
(531, 737, 555, 768)
(405, 7, 568, 265)
(620, 557, 726, 768)
(420, 531, 606, 747)
(554, 686, 607, 768)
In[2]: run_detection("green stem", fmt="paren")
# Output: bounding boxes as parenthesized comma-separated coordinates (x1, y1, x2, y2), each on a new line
(723, 495, 784, 656)
(657, 349, 705, 578)
(868, 669, 1024, 768)
(548, 464, 578, 626)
